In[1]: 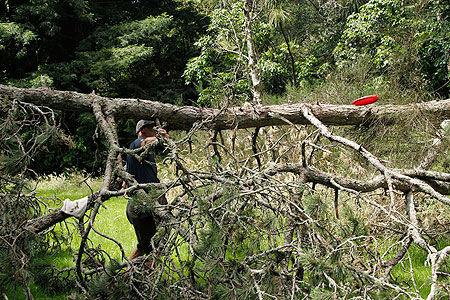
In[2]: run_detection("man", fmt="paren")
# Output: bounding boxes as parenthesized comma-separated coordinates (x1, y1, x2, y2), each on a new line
(125, 119, 168, 260)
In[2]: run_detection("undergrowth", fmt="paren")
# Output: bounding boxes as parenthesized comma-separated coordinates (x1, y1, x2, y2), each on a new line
(5, 169, 449, 299)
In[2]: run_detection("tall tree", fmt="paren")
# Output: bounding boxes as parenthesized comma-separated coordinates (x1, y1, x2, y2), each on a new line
(0, 0, 207, 102)
(266, 1, 297, 87)
(242, 0, 263, 104)
(0, 0, 207, 174)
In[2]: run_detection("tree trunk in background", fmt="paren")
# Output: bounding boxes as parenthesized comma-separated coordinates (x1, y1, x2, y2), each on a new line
(243, 0, 263, 104)
(279, 22, 297, 87)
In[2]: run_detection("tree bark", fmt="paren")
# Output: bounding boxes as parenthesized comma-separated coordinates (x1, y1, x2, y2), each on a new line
(5, 83, 449, 299)
(1, 85, 450, 131)
(25, 192, 101, 234)
(242, 0, 263, 104)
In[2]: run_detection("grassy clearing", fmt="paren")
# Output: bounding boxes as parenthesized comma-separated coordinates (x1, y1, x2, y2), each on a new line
(5, 174, 135, 299)
(5, 172, 449, 299)
(35, 174, 135, 261)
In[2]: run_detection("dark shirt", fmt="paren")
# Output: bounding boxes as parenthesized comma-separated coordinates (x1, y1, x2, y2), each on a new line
(126, 138, 159, 184)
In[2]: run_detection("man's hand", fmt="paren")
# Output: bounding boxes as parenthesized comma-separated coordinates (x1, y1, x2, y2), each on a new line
(139, 128, 168, 147)
(157, 128, 169, 138)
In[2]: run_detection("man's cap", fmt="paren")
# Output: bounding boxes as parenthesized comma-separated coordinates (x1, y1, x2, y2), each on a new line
(136, 119, 156, 134)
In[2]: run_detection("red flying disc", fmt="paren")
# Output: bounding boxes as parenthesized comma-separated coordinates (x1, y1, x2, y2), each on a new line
(352, 95, 379, 106)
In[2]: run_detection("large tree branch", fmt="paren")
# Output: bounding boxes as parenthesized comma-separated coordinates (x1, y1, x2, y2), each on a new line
(25, 161, 450, 234)
(300, 105, 450, 206)
(1, 85, 449, 130)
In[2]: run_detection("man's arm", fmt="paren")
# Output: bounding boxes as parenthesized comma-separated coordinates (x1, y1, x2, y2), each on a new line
(140, 129, 168, 147)
(140, 136, 157, 147)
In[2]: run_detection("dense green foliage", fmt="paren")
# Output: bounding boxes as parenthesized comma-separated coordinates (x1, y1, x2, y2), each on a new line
(1, 0, 449, 173)
(1, 0, 207, 174)
(335, 0, 450, 96)
(1, 0, 207, 100)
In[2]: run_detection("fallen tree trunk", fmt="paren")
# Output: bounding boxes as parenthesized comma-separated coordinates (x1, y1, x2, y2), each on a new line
(1, 84, 449, 130)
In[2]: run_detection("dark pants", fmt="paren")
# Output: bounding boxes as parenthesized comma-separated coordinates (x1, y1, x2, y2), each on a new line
(126, 194, 167, 254)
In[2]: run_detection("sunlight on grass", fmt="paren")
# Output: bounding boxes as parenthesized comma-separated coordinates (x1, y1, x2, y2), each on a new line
(6, 175, 139, 299)
(7, 174, 447, 299)
(36, 175, 136, 263)
(379, 238, 450, 298)
(36, 173, 103, 200)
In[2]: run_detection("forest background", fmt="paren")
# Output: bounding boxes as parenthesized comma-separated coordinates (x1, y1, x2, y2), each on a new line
(1, 0, 450, 299)
(1, 0, 449, 174)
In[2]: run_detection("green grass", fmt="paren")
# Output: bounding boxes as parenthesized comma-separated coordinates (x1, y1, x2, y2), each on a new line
(391, 244, 432, 298)
(35, 174, 135, 260)
(5, 174, 449, 299)
(376, 237, 450, 299)
(5, 174, 135, 299)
